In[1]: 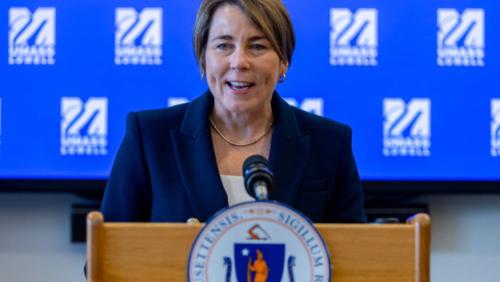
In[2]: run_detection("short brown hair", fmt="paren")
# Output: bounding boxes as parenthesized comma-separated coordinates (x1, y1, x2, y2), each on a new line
(193, 0, 295, 72)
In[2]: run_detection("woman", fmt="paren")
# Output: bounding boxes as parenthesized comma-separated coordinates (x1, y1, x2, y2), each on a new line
(101, 0, 366, 223)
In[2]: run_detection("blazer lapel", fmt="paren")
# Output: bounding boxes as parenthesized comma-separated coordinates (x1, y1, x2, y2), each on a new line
(269, 94, 310, 206)
(170, 92, 309, 220)
(170, 93, 228, 221)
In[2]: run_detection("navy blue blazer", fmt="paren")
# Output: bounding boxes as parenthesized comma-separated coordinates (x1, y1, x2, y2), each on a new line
(101, 92, 366, 223)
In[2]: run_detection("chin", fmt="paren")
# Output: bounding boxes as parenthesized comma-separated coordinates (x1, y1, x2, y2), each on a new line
(222, 100, 257, 115)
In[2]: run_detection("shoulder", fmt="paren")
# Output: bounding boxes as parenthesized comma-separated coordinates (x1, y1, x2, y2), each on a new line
(291, 107, 351, 139)
(287, 106, 353, 165)
(126, 102, 189, 135)
(126, 92, 212, 137)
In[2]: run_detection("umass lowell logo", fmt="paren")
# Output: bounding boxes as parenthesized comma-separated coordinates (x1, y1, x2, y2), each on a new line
(383, 98, 431, 157)
(492, 99, 500, 157)
(437, 9, 485, 67)
(60, 97, 108, 156)
(330, 8, 378, 66)
(188, 202, 330, 282)
(8, 7, 55, 65)
(115, 8, 162, 65)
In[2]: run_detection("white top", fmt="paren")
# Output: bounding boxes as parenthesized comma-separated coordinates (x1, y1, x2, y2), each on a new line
(220, 175, 255, 206)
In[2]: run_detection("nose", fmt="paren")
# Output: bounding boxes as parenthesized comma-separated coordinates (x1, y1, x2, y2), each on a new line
(230, 46, 250, 70)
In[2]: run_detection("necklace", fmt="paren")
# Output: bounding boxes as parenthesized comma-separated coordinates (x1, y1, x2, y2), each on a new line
(209, 117, 274, 147)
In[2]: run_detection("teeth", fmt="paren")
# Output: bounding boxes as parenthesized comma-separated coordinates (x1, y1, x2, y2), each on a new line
(229, 81, 252, 89)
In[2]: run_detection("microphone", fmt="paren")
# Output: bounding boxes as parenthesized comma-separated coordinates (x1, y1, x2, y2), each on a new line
(242, 155, 275, 201)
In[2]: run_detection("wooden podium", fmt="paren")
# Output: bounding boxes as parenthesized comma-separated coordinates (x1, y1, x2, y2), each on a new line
(87, 212, 430, 282)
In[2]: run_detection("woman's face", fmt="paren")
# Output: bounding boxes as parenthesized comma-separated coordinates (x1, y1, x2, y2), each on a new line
(204, 4, 286, 116)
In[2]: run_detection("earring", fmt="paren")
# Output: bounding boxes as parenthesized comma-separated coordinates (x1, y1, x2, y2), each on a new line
(201, 72, 205, 80)
(278, 72, 286, 83)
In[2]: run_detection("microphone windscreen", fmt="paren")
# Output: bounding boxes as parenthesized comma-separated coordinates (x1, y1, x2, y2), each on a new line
(242, 155, 269, 172)
(242, 155, 274, 197)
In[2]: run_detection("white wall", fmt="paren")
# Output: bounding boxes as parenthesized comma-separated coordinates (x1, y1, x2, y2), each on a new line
(0, 193, 86, 282)
(427, 195, 500, 282)
(0, 193, 499, 282)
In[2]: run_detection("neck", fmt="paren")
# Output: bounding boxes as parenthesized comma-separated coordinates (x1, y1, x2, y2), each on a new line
(210, 103, 273, 145)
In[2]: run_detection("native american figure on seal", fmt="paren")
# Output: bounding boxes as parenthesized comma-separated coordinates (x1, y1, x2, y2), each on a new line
(247, 249, 269, 282)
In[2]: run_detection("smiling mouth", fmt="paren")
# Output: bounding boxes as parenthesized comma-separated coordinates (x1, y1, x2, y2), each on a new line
(226, 81, 255, 91)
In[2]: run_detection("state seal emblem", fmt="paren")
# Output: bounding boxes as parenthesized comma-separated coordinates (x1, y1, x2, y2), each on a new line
(187, 201, 331, 282)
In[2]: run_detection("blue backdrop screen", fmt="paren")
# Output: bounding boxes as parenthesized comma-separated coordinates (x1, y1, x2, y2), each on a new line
(0, 0, 499, 183)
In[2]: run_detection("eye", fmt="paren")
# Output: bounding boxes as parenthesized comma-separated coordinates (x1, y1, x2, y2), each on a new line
(216, 42, 232, 50)
(250, 43, 267, 50)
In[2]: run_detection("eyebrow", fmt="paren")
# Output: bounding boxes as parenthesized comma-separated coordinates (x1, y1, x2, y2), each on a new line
(210, 35, 268, 42)
(249, 35, 268, 41)
(210, 35, 232, 42)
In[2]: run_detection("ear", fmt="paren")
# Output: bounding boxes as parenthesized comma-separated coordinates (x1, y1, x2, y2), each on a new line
(280, 61, 289, 75)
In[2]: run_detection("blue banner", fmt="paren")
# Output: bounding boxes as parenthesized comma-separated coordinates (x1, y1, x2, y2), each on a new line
(0, 0, 498, 182)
